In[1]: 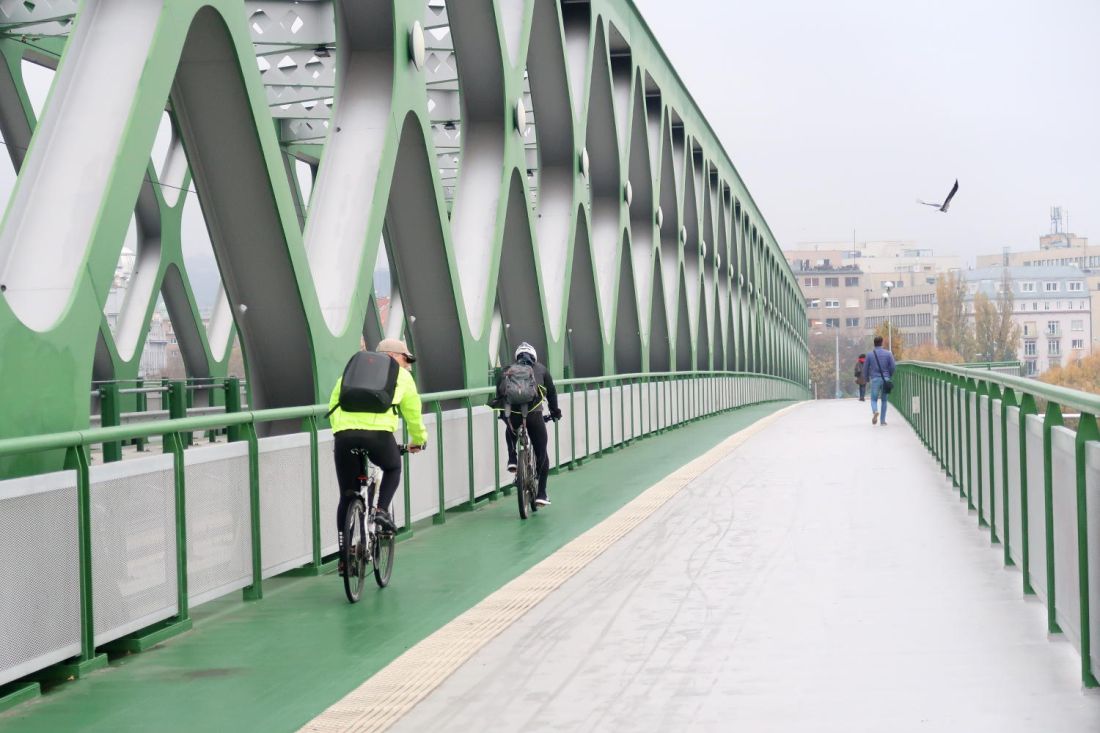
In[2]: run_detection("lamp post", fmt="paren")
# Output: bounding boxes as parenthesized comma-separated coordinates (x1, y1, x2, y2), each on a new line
(883, 281, 895, 352)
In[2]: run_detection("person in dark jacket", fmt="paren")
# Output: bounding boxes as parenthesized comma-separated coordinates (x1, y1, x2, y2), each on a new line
(493, 342, 561, 505)
(854, 354, 868, 401)
(862, 336, 896, 426)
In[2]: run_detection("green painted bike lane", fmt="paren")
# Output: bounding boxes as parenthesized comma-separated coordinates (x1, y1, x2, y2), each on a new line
(0, 402, 791, 733)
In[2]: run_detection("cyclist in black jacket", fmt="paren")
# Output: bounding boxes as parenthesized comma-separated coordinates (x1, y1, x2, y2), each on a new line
(493, 342, 561, 505)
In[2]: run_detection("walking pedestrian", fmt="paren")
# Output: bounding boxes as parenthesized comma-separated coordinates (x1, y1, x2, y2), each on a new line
(862, 336, 896, 426)
(854, 354, 867, 401)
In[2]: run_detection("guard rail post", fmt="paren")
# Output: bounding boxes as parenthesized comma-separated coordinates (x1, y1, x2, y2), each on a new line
(241, 421, 263, 601)
(987, 382, 1001, 543)
(1041, 399, 1063, 634)
(134, 379, 147, 451)
(465, 396, 476, 510)
(1018, 391, 1039, 595)
(224, 377, 242, 443)
(433, 400, 445, 524)
(1074, 410, 1099, 687)
(1000, 387, 1017, 566)
(976, 379, 990, 528)
(169, 381, 191, 447)
(99, 382, 122, 462)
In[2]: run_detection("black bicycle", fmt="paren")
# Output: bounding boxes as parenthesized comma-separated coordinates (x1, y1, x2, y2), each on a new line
(507, 407, 552, 520)
(341, 447, 404, 602)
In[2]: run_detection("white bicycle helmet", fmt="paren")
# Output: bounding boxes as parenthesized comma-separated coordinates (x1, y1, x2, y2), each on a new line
(514, 342, 537, 362)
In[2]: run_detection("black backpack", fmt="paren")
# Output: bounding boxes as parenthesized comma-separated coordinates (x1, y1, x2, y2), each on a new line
(328, 351, 399, 415)
(501, 363, 538, 406)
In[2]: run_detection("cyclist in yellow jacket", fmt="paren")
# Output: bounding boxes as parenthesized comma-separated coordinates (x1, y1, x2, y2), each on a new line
(329, 338, 427, 534)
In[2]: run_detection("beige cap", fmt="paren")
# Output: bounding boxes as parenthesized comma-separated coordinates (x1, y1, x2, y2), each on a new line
(376, 338, 416, 363)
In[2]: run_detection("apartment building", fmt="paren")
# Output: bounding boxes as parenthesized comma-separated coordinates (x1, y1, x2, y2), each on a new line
(794, 264, 866, 332)
(976, 233, 1100, 342)
(962, 266, 1093, 375)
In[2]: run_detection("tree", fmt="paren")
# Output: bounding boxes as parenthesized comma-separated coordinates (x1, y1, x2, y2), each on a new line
(1039, 352, 1100, 395)
(873, 320, 905, 360)
(972, 289, 1020, 363)
(808, 331, 866, 399)
(936, 271, 974, 359)
(905, 343, 965, 364)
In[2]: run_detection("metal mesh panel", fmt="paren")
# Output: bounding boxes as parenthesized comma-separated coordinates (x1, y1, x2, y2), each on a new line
(1050, 427, 1081, 651)
(471, 407, 500, 497)
(89, 455, 178, 646)
(991, 401, 1005, 542)
(258, 434, 313, 579)
(968, 394, 979, 505)
(184, 442, 252, 607)
(410, 412, 441, 523)
(1086, 442, 1100, 683)
(317, 430, 339, 556)
(441, 410, 471, 510)
(1024, 415, 1047, 603)
(599, 387, 613, 450)
(0, 470, 81, 687)
(1005, 407, 1023, 567)
(979, 396, 991, 525)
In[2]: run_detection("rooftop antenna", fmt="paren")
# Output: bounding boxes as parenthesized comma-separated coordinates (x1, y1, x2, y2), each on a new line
(1050, 206, 1063, 234)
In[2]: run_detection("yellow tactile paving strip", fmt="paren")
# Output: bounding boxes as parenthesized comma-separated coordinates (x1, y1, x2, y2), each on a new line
(299, 403, 802, 733)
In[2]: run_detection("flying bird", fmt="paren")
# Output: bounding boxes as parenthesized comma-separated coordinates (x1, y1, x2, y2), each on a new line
(918, 179, 959, 212)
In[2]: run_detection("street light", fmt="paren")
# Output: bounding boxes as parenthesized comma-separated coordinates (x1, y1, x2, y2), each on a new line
(882, 280, 895, 352)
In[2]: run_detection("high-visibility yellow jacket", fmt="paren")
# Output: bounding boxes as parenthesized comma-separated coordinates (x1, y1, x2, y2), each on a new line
(327, 366, 428, 445)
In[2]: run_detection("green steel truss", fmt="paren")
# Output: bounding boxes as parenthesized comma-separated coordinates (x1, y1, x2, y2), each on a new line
(0, 0, 808, 475)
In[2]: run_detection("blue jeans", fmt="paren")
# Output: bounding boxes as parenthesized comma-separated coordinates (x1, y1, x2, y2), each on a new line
(869, 377, 888, 422)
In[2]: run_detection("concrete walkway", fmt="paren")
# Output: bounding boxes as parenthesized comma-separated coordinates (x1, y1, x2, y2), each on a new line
(390, 400, 1100, 732)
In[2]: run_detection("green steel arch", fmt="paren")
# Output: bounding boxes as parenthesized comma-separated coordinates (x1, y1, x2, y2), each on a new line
(0, 0, 808, 476)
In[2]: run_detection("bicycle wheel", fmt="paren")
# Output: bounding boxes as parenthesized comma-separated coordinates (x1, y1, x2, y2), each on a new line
(516, 444, 533, 520)
(342, 499, 367, 603)
(373, 528, 395, 588)
(525, 448, 539, 512)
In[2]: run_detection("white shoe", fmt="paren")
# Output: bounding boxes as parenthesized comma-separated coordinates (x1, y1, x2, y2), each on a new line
(507, 462, 517, 473)
(535, 497, 550, 506)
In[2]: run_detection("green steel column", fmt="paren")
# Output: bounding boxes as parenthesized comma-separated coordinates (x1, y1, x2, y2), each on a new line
(1001, 388, 1017, 567)
(1018, 391, 1038, 595)
(242, 422, 262, 601)
(1041, 400, 1063, 633)
(98, 382, 121, 462)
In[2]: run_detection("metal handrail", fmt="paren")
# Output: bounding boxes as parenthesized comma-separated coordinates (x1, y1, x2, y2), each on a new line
(901, 361, 1100, 414)
(18, 371, 807, 458)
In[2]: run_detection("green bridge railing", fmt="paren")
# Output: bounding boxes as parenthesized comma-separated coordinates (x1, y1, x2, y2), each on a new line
(892, 362, 1100, 688)
(0, 371, 807, 710)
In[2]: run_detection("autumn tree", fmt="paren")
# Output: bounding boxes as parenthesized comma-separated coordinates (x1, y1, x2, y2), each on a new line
(873, 320, 905, 360)
(1039, 352, 1100, 395)
(936, 271, 974, 359)
(972, 289, 1020, 363)
(905, 343, 965, 364)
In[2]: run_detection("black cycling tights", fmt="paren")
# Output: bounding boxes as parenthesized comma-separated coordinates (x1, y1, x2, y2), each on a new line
(334, 430, 403, 538)
(503, 412, 550, 499)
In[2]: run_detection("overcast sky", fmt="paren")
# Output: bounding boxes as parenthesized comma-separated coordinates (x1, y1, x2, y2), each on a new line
(632, 0, 1100, 264)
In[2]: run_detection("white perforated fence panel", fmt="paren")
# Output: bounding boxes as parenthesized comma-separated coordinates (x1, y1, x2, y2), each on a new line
(1050, 427, 1081, 651)
(317, 430, 339, 556)
(0, 470, 81, 687)
(992, 401, 1005, 540)
(979, 396, 992, 526)
(968, 393, 979, 506)
(184, 442, 252, 607)
(1006, 407, 1024, 567)
(1025, 415, 1047, 603)
(441, 409, 471, 511)
(258, 434, 313, 579)
(1087, 442, 1100, 683)
(89, 455, 177, 646)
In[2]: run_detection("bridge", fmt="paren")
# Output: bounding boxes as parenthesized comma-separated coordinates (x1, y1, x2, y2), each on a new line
(0, 1, 1098, 731)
